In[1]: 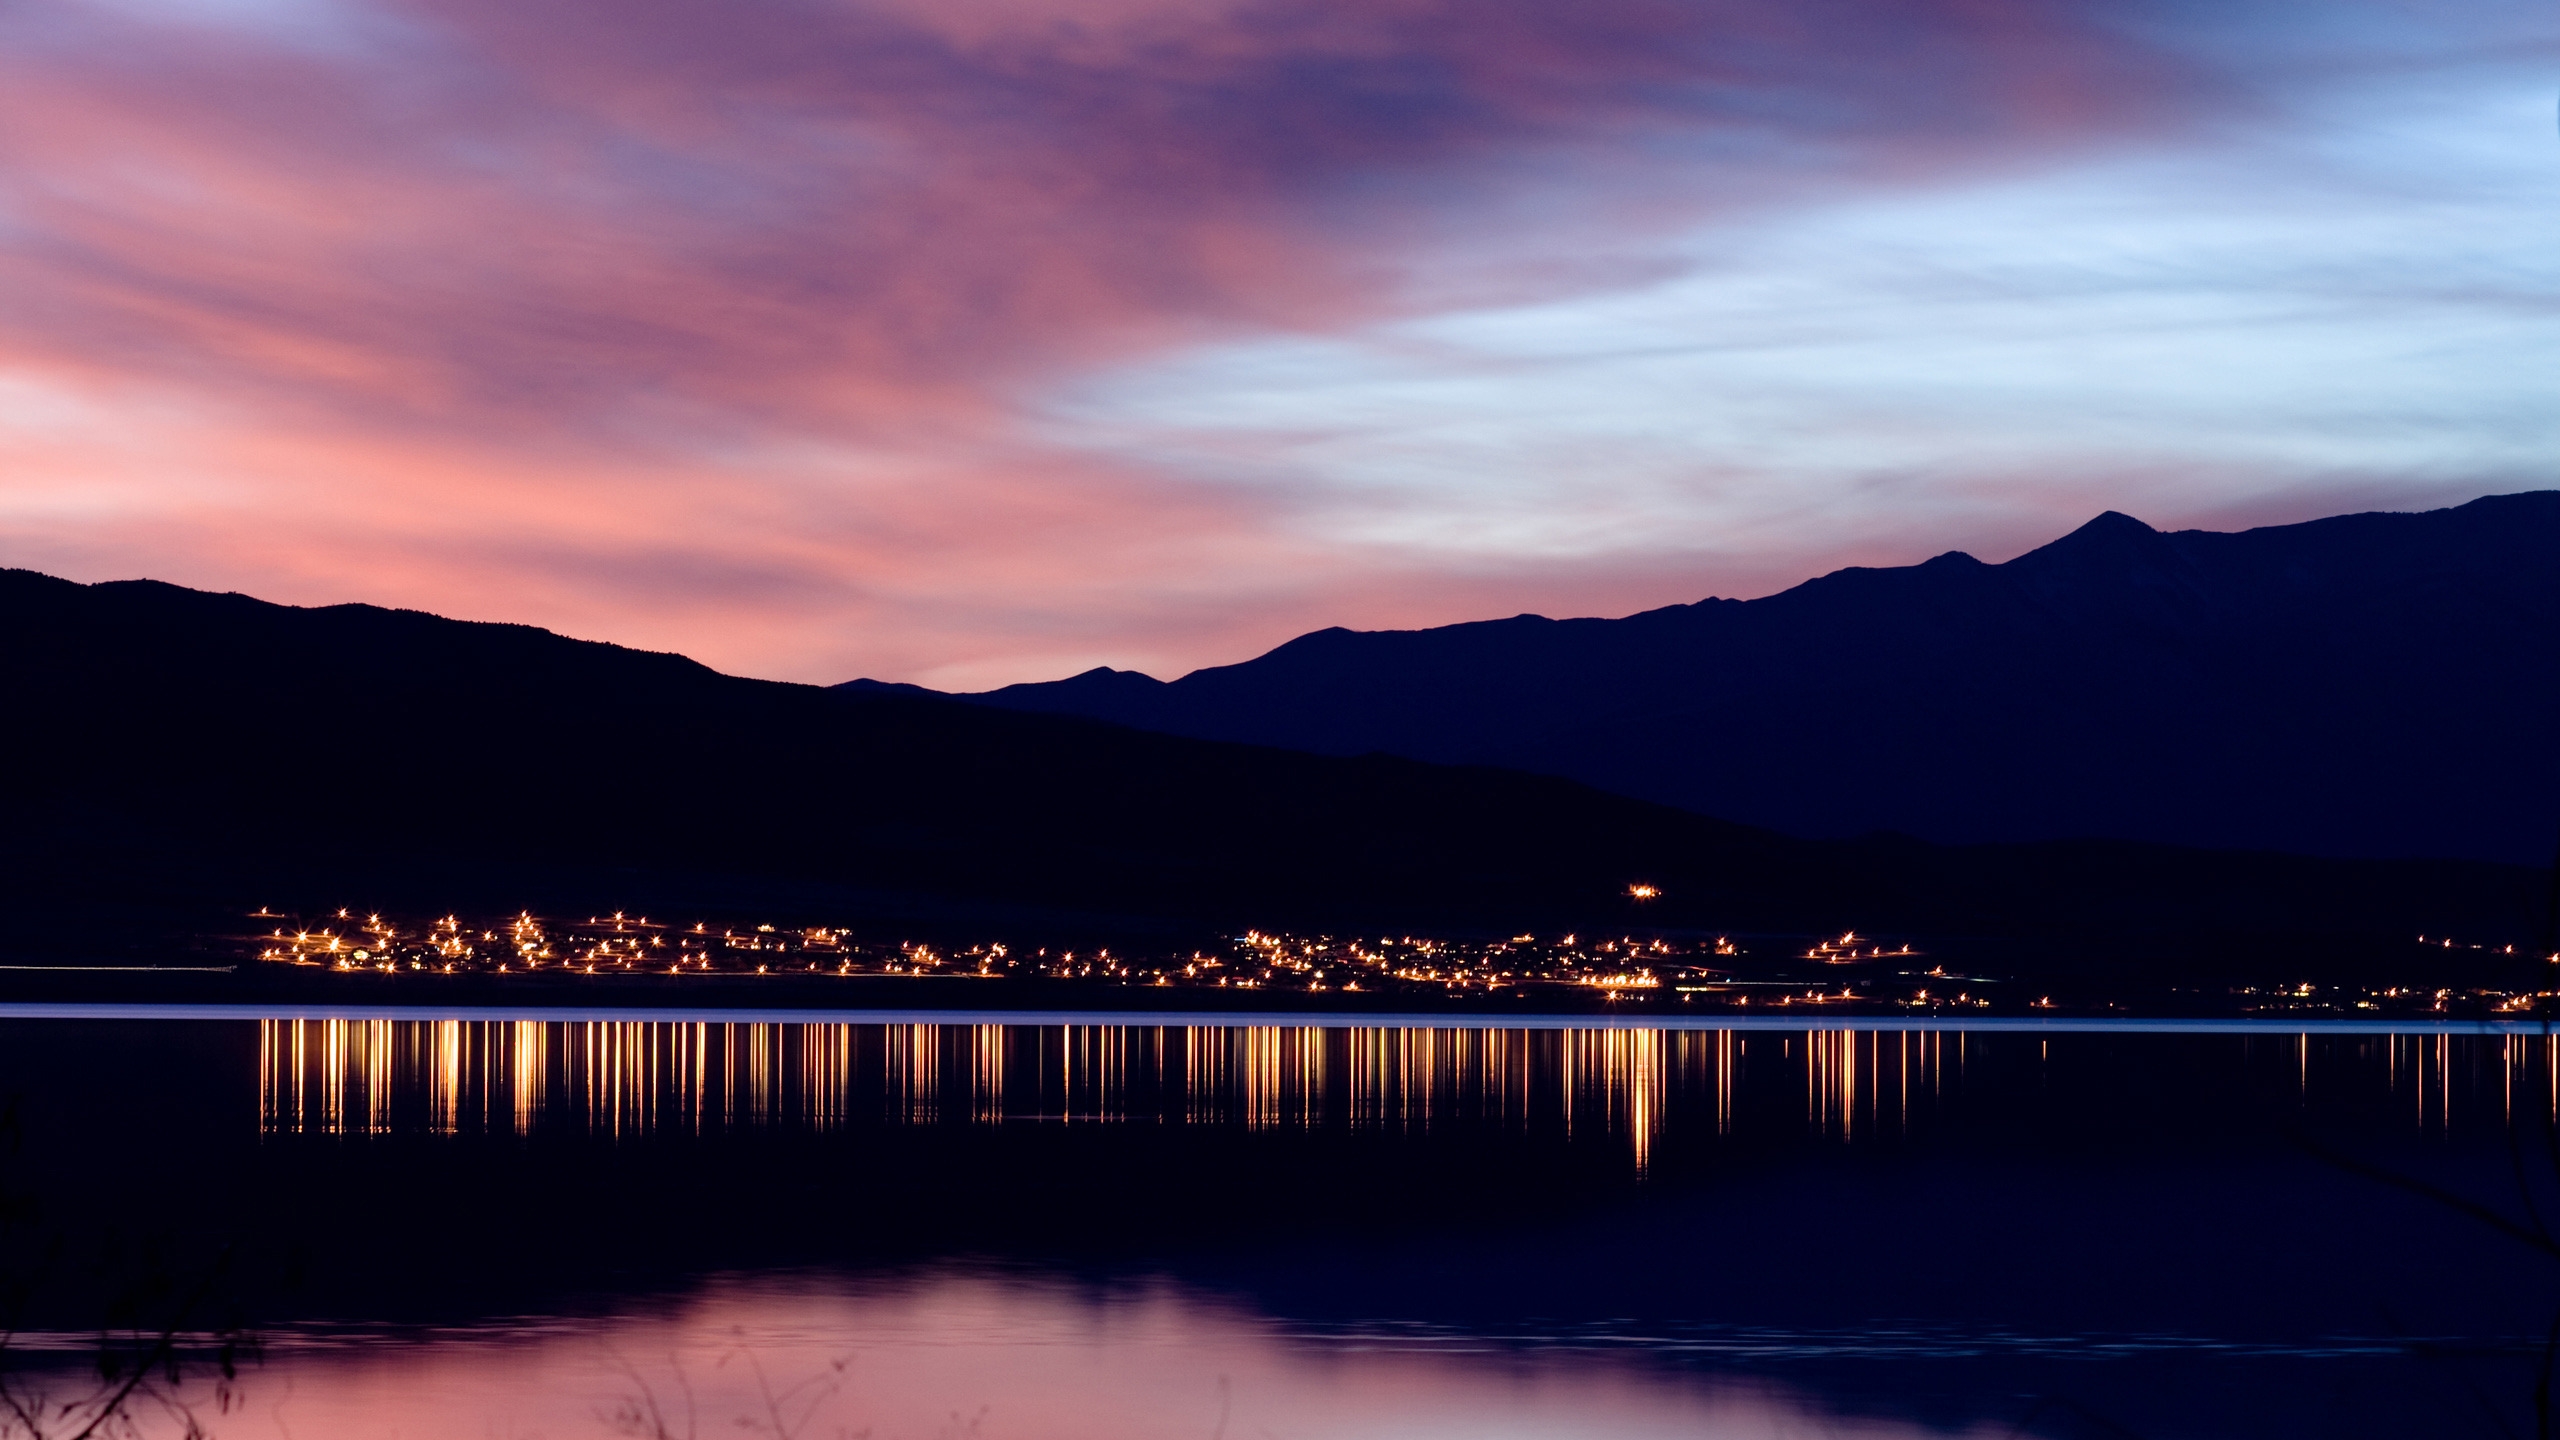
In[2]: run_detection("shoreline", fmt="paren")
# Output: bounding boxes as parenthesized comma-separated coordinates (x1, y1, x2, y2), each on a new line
(2, 997, 2544, 1035)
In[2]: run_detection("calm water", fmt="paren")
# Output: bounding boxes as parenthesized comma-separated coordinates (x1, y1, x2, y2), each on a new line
(2, 1009, 2554, 1439)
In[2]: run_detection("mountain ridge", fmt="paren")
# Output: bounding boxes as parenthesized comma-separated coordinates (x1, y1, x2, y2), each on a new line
(3, 563, 2543, 982)
(892, 493, 2560, 865)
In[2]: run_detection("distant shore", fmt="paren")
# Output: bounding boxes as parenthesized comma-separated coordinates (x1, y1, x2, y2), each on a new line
(0, 995, 2546, 1035)
(0, 963, 1757, 1016)
(0, 961, 2538, 1024)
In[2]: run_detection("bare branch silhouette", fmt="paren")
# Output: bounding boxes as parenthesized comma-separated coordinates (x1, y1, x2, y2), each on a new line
(0, 1100, 257, 1440)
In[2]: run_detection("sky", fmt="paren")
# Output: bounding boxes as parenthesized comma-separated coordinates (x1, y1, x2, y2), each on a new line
(1, 0, 2553, 689)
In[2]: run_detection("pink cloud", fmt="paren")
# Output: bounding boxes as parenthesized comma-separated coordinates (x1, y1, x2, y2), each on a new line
(0, 0, 2235, 683)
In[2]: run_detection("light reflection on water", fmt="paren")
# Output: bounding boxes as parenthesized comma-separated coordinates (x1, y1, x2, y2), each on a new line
(259, 1018, 2557, 1166)
(259, 1020, 1686, 1161)
(144, 1274, 2003, 1440)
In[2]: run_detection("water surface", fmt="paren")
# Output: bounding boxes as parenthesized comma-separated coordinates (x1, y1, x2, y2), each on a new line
(1, 1011, 2549, 1439)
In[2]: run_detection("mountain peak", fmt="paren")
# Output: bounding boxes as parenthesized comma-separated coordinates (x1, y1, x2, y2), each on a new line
(2006, 509, 2174, 577)
(2049, 510, 2158, 548)
(834, 677, 941, 697)
(964, 665, 1165, 717)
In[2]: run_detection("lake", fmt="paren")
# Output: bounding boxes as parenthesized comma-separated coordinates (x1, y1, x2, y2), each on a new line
(0, 1007, 2551, 1439)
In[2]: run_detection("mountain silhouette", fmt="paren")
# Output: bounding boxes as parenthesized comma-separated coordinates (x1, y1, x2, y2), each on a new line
(931, 493, 2560, 865)
(0, 566, 2542, 983)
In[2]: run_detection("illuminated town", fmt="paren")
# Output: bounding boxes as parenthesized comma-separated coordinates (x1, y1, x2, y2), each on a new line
(240, 907, 2551, 1016)
(249, 907, 1789, 1001)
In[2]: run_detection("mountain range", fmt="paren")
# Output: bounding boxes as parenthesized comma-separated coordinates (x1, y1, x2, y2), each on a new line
(900, 493, 2560, 866)
(1, 563, 2548, 985)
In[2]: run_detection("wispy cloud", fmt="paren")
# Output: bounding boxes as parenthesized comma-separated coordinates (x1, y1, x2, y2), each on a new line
(0, 0, 2544, 686)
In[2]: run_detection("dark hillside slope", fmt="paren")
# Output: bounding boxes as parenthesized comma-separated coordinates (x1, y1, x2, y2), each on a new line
(951, 493, 2560, 864)
(0, 570, 1757, 937)
(0, 569, 2541, 980)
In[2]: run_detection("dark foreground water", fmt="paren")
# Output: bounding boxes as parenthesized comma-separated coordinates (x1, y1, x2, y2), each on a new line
(2, 1008, 2555, 1439)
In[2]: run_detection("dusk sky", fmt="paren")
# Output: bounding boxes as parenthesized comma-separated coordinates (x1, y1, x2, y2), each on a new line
(1, 0, 2551, 688)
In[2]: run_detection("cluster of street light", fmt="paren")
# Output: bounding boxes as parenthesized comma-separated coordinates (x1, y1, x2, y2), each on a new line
(247, 908, 2546, 1015)
(254, 908, 991, 979)
(251, 908, 1832, 998)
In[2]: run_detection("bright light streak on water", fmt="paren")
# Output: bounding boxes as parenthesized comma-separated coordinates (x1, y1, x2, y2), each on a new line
(243, 1016, 2560, 1175)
